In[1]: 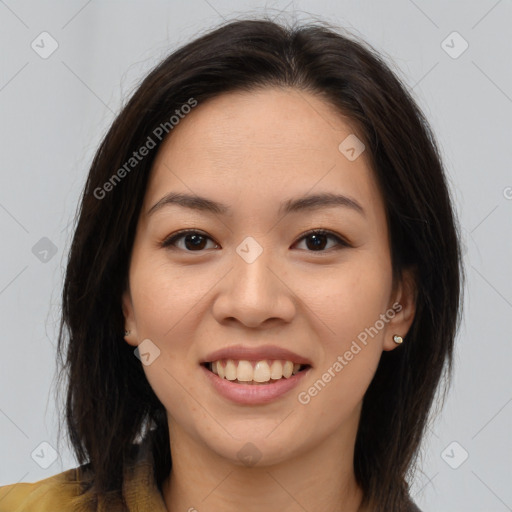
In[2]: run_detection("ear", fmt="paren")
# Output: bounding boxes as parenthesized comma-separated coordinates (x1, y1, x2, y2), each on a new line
(383, 266, 417, 351)
(122, 287, 139, 347)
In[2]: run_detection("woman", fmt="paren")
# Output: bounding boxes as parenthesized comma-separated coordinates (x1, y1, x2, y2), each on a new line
(0, 17, 463, 512)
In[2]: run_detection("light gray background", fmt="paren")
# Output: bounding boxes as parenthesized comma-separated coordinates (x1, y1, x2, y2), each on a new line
(1, 1, 511, 511)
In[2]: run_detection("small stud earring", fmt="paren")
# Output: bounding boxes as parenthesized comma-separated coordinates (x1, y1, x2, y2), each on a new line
(124, 330, 131, 336)
(393, 335, 403, 344)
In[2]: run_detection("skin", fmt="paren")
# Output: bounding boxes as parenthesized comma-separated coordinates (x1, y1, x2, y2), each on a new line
(122, 87, 416, 512)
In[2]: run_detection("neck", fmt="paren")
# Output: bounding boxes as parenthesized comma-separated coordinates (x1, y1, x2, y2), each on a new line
(162, 420, 366, 512)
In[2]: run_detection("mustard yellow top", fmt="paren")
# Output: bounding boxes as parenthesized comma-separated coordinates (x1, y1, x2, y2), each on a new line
(0, 438, 167, 512)
(0, 439, 423, 511)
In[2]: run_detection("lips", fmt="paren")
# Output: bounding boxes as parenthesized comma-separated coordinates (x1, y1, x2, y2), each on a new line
(200, 362, 312, 404)
(199, 344, 313, 404)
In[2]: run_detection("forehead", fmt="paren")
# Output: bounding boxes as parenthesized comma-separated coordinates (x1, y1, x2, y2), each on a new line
(143, 87, 384, 223)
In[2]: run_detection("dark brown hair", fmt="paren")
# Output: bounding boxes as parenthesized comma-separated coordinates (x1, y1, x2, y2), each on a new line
(56, 17, 464, 511)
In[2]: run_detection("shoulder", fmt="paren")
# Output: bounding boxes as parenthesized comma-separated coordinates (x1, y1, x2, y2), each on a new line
(0, 436, 164, 512)
(0, 467, 88, 512)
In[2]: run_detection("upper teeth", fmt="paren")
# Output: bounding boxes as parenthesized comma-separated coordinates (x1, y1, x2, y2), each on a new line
(210, 360, 303, 382)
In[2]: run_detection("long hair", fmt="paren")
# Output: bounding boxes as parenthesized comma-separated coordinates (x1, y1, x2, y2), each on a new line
(56, 17, 464, 511)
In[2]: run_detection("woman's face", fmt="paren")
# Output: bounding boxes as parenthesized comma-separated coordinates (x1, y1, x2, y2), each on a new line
(122, 87, 415, 466)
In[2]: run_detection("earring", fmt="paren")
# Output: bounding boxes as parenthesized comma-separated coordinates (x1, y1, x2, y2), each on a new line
(124, 330, 131, 336)
(393, 335, 403, 344)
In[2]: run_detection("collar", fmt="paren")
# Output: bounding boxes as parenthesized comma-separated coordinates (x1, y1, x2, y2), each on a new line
(120, 434, 168, 511)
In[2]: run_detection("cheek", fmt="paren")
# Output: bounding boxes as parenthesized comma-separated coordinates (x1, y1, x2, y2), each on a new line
(130, 255, 209, 341)
(296, 253, 392, 344)
(127, 257, 212, 410)
(294, 254, 391, 405)
(130, 258, 210, 422)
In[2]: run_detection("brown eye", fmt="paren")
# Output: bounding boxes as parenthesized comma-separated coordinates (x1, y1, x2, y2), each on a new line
(161, 230, 218, 251)
(294, 229, 349, 252)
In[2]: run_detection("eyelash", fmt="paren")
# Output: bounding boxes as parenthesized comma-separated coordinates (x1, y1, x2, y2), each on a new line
(160, 228, 350, 252)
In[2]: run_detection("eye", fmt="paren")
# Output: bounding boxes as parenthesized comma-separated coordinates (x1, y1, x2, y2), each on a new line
(161, 230, 219, 251)
(161, 228, 349, 252)
(293, 229, 350, 252)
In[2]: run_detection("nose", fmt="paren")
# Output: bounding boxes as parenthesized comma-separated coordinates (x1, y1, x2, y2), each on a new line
(211, 243, 296, 328)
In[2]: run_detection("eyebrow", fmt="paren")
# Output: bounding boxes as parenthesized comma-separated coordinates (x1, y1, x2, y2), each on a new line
(147, 191, 365, 218)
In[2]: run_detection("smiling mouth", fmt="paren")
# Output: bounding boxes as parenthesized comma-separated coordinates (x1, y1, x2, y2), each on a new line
(201, 359, 311, 385)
